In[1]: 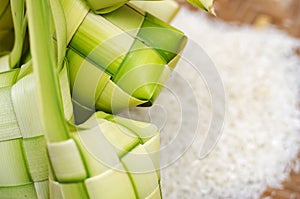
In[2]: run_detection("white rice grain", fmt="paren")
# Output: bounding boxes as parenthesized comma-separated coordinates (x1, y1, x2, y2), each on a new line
(121, 8, 300, 199)
(159, 8, 300, 199)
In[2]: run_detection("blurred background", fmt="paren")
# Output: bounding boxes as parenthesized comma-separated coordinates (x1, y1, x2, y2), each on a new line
(215, 1, 300, 198)
(178, 0, 300, 198)
(180, 0, 300, 38)
(214, 0, 300, 38)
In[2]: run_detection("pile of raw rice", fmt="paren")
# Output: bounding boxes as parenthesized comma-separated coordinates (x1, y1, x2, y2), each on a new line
(124, 8, 300, 198)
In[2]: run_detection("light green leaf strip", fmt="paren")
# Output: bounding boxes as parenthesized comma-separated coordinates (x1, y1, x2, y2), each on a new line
(61, 0, 90, 43)
(22, 136, 48, 181)
(49, 179, 64, 199)
(91, 113, 160, 189)
(26, 0, 69, 142)
(0, 181, 49, 199)
(11, 74, 44, 138)
(113, 40, 167, 101)
(50, 180, 89, 199)
(34, 180, 49, 199)
(70, 12, 135, 75)
(107, 114, 161, 178)
(0, 86, 21, 141)
(71, 126, 120, 177)
(67, 48, 146, 116)
(186, 0, 215, 14)
(47, 139, 87, 182)
(99, 121, 140, 157)
(168, 51, 182, 69)
(58, 62, 74, 122)
(104, 4, 186, 63)
(85, 0, 128, 14)
(149, 64, 174, 104)
(0, 68, 19, 88)
(85, 164, 136, 199)
(49, 180, 63, 199)
(0, 139, 31, 186)
(9, 0, 26, 68)
(128, 0, 180, 23)
(96, 79, 146, 113)
(109, 115, 158, 143)
(67, 49, 110, 110)
(137, 13, 187, 63)
(111, 113, 161, 180)
(145, 186, 161, 199)
(92, 3, 126, 14)
(0, 54, 10, 72)
(142, 134, 161, 179)
(17, 60, 33, 81)
(102, 4, 144, 37)
(12, 63, 72, 135)
(0, 183, 38, 199)
(121, 144, 159, 199)
(50, 0, 67, 70)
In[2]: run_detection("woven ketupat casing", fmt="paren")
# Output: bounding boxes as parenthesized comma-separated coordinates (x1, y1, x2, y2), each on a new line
(48, 112, 161, 199)
(67, 2, 187, 122)
(0, 66, 73, 198)
(0, 0, 186, 198)
(0, 73, 49, 198)
(0, 67, 161, 199)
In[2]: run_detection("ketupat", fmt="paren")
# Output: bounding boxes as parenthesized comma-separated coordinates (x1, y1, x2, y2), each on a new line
(0, 0, 214, 198)
(67, 1, 187, 122)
